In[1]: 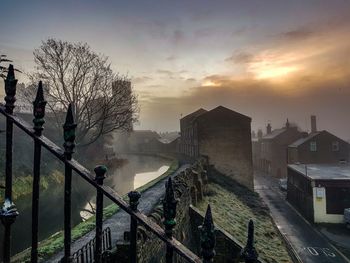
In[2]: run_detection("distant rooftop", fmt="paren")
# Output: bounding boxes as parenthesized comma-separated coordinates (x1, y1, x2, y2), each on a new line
(289, 132, 320, 147)
(262, 128, 286, 139)
(288, 163, 350, 180)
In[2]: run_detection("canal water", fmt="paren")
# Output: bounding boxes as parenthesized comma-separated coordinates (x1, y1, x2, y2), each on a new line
(0, 154, 171, 257)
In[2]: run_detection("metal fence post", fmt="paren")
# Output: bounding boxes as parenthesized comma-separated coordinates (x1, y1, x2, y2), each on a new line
(241, 219, 258, 263)
(62, 104, 77, 263)
(31, 81, 47, 263)
(128, 190, 141, 263)
(163, 177, 178, 263)
(199, 204, 216, 263)
(94, 165, 107, 262)
(0, 64, 19, 263)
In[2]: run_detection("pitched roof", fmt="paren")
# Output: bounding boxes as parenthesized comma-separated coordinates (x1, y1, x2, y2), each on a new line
(262, 128, 286, 139)
(205, 105, 251, 120)
(288, 132, 320, 147)
(181, 108, 207, 121)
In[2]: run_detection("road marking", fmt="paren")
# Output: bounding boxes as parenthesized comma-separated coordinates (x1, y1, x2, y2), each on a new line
(302, 247, 337, 258)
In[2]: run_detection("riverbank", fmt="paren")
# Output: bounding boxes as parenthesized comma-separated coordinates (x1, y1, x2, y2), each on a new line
(196, 174, 292, 263)
(0, 170, 64, 203)
(12, 160, 179, 262)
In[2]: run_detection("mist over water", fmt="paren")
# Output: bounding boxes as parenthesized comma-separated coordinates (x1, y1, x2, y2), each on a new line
(0, 154, 171, 257)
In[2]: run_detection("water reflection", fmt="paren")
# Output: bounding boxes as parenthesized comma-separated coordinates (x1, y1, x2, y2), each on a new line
(0, 154, 171, 257)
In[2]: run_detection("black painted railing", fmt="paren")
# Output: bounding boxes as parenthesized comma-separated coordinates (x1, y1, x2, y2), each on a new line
(0, 65, 259, 263)
(71, 227, 112, 263)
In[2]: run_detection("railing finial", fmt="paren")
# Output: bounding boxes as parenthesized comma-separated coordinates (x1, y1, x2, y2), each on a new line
(200, 204, 216, 262)
(94, 165, 107, 184)
(128, 191, 141, 211)
(4, 64, 17, 114)
(163, 177, 178, 238)
(240, 219, 258, 263)
(33, 81, 47, 135)
(63, 103, 77, 159)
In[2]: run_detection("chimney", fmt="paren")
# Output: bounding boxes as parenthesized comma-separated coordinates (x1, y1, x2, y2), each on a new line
(257, 129, 263, 140)
(266, 123, 272, 134)
(286, 118, 290, 129)
(311, 115, 317, 133)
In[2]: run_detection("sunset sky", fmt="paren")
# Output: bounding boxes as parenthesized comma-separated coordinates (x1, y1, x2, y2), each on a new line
(1, 0, 350, 139)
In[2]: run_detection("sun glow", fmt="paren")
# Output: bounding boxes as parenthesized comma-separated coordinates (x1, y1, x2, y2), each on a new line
(254, 66, 300, 79)
(202, 80, 221, 87)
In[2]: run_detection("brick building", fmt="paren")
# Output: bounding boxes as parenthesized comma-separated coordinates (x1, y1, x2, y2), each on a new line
(255, 120, 305, 178)
(288, 117, 349, 164)
(179, 106, 253, 189)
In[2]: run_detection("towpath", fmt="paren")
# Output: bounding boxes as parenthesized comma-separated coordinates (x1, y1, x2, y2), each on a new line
(48, 164, 190, 262)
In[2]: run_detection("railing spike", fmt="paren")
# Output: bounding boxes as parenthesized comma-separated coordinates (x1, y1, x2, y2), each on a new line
(4, 64, 17, 114)
(63, 103, 77, 159)
(163, 177, 178, 263)
(163, 177, 177, 236)
(62, 103, 77, 262)
(34, 81, 44, 103)
(65, 103, 75, 126)
(240, 219, 258, 263)
(33, 81, 47, 135)
(200, 204, 216, 262)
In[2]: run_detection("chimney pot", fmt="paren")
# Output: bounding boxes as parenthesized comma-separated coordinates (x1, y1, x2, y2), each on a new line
(311, 115, 317, 133)
(266, 123, 272, 134)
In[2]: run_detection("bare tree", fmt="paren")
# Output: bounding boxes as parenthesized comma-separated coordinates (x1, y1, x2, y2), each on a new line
(0, 54, 21, 79)
(27, 39, 138, 146)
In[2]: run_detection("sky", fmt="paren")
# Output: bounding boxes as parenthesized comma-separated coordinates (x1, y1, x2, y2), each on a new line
(1, 0, 350, 139)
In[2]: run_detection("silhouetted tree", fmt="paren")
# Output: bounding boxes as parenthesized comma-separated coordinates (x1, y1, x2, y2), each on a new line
(26, 39, 138, 146)
(0, 54, 14, 79)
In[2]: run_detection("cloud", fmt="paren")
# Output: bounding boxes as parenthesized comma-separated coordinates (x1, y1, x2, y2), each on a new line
(156, 69, 174, 78)
(280, 28, 314, 41)
(225, 51, 254, 64)
(132, 76, 153, 84)
(172, 30, 185, 45)
(140, 64, 350, 138)
(165, 55, 177, 61)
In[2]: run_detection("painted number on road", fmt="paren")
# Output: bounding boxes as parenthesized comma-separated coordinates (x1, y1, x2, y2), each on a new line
(304, 247, 336, 257)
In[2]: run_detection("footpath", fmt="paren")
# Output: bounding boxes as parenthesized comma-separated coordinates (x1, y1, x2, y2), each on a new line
(48, 164, 190, 262)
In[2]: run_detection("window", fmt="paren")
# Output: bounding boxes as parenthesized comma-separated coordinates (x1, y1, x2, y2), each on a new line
(310, 141, 317, 152)
(332, 141, 339, 151)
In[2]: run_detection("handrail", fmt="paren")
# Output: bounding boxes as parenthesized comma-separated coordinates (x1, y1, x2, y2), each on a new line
(0, 105, 202, 262)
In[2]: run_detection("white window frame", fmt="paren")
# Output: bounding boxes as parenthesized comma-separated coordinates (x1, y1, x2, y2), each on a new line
(332, 141, 339, 151)
(310, 141, 317, 152)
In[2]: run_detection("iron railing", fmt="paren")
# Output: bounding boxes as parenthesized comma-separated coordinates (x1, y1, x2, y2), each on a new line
(0, 64, 259, 263)
(71, 227, 112, 263)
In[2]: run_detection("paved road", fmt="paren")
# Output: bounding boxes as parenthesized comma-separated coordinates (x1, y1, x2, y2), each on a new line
(255, 173, 349, 263)
(48, 164, 190, 262)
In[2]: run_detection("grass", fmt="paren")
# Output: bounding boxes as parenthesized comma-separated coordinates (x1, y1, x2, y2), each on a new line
(196, 181, 292, 263)
(12, 160, 179, 262)
(0, 170, 64, 203)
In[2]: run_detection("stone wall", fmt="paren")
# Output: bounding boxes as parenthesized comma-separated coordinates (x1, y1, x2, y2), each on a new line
(189, 206, 265, 263)
(114, 158, 208, 262)
(113, 157, 263, 262)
